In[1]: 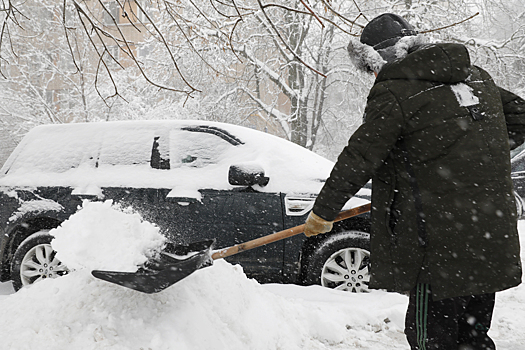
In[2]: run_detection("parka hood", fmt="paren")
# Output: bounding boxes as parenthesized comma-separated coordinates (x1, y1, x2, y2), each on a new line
(377, 43, 472, 84)
(348, 36, 472, 85)
(347, 34, 424, 73)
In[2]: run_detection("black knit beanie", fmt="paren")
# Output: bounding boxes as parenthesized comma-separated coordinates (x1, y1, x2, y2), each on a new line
(347, 13, 421, 72)
(360, 13, 417, 50)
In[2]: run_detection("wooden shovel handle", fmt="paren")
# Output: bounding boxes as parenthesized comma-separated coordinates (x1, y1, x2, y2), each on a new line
(211, 203, 371, 260)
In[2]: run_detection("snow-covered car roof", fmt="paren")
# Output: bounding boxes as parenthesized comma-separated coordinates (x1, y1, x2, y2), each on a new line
(0, 120, 334, 195)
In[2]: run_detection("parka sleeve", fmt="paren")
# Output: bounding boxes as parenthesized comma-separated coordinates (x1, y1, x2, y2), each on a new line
(313, 85, 406, 221)
(499, 87, 525, 150)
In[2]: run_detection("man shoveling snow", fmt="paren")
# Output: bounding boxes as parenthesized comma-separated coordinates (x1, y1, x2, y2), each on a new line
(304, 13, 525, 350)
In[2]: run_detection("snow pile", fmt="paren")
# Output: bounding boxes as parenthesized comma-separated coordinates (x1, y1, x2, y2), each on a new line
(51, 200, 166, 271)
(0, 261, 408, 350)
(0, 200, 408, 350)
(0, 203, 524, 349)
(486, 220, 525, 349)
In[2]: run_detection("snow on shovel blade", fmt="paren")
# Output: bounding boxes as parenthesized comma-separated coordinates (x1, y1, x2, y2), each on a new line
(91, 239, 215, 294)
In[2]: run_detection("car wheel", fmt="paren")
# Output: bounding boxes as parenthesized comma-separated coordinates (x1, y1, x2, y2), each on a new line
(10, 230, 68, 291)
(303, 231, 370, 293)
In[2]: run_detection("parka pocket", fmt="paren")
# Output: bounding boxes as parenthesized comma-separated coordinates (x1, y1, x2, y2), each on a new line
(375, 158, 400, 247)
(377, 177, 399, 247)
(387, 191, 401, 246)
(388, 198, 401, 234)
(399, 139, 428, 248)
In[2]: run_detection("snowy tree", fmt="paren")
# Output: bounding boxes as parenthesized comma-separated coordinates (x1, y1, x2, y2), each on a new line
(1, 0, 525, 162)
(466, 0, 525, 94)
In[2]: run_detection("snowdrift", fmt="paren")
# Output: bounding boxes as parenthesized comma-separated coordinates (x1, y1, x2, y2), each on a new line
(0, 201, 524, 350)
(0, 260, 410, 350)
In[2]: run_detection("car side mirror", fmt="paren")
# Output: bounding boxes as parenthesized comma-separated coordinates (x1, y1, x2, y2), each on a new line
(228, 164, 270, 187)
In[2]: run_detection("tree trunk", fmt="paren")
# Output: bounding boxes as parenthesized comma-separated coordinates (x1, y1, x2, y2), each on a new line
(287, 5, 308, 147)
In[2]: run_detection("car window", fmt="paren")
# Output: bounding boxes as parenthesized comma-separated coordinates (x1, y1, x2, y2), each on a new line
(5, 128, 100, 174)
(150, 134, 170, 170)
(98, 129, 155, 167)
(169, 129, 233, 168)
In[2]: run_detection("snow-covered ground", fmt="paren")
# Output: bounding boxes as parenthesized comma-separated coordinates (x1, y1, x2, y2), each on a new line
(0, 202, 524, 350)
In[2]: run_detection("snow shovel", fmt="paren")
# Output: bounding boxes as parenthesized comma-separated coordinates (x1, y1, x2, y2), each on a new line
(91, 203, 371, 293)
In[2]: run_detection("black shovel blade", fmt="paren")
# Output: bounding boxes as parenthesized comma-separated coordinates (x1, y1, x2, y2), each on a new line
(91, 239, 215, 294)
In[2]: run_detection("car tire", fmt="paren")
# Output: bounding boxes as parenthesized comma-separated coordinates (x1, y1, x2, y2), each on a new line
(10, 230, 68, 291)
(302, 230, 370, 293)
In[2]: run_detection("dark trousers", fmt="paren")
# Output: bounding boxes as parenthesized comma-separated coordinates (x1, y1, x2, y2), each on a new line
(405, 283, 496, 350)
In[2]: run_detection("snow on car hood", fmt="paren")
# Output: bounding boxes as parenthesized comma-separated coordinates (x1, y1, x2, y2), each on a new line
(0, 120, 334, 196)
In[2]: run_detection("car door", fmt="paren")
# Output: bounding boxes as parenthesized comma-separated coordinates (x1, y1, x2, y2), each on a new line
(93, 126, 164, 225)
(153, 126, 285, 282)
(158, 188, 284, 281)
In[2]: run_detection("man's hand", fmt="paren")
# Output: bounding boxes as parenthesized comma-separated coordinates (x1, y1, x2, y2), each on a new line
(304, 211, 334, 237)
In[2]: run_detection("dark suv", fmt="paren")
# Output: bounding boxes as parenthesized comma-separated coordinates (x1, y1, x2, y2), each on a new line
(0, 120, 371, 292)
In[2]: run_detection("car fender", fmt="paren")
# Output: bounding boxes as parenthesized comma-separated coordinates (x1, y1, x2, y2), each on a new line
(0, 201, 67, 281)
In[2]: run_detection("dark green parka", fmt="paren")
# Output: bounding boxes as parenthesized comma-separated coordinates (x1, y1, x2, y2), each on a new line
(313, 43, 525, 300)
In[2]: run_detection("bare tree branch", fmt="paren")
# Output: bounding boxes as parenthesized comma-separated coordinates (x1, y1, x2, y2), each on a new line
(256, 0, 327, 78)
(62, 0, 81, 74)
(163, 1, 239, 75)
(0, 0, 29, 77)
(420, 12, 480, 34)
(319, 0, 365, 29)
(299, 0, 324, 28)
(257, 2, 356, 35)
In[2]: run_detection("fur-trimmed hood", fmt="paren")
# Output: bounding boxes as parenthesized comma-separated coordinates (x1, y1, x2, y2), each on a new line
(376, 42, 472, 84)
(347, 35, 425, 73)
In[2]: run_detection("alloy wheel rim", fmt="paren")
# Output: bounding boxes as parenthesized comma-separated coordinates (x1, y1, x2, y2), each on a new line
(321, 247, 370, 292)
(20, 243, 68, 286)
